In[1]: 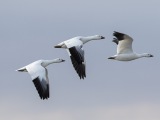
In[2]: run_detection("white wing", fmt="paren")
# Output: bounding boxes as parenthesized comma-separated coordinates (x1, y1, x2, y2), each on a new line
(26, 64, 49, 100)
(113, 31, 133, 54)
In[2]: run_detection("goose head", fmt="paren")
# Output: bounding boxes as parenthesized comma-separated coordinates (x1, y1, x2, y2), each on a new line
(91, 35, 105, 40)
(140, 53, 154, 58)
(53, 58, 65, 63)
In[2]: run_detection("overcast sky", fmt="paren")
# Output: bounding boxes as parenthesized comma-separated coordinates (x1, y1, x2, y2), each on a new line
(1, 0, 160, 120)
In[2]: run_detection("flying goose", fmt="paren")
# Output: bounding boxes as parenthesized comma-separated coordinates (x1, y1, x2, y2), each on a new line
(54, 35, 105, 79)
(16, 58, 65, 100)
(108, 31, 153, 61)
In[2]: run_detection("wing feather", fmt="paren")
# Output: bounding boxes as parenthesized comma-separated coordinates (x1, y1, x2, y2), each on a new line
(26, 64, 49, 99)
(113, 31, 133, 54)
(68, 46, 86, 79)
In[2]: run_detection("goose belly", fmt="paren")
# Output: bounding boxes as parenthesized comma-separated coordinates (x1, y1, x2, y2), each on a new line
(115, 54, 138, 61)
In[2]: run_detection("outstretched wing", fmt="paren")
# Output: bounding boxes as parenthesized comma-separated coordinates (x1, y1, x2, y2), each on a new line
(67, 46, 86, 79)
(26, 65, 49, 100)
(113, 31, 133, 54)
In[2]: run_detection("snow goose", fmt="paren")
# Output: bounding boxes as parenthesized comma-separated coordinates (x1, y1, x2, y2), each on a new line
(54, 35, 105, 79)
(108, 31, 153, 61)
(16, 58, 65, 100)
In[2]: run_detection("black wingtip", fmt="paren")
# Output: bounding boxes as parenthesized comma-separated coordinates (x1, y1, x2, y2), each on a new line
(113, 31, 121, 35)
(113, 31, 125, 40)
(70, 56, 86, 79)
(69, 47, 86, 80)
(33, 77, 49, 100)
(113, 31, 118, 36)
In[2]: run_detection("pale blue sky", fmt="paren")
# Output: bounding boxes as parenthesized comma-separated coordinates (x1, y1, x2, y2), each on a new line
(1, 0, 160, 120)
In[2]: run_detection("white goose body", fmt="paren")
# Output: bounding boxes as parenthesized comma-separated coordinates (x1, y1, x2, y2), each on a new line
(108, 31, 153, 61)
(54, 35, 105, 79)
(16, 58, 65, 100)
(64, 37, 83, 48)
(111, 53, 152, 61)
